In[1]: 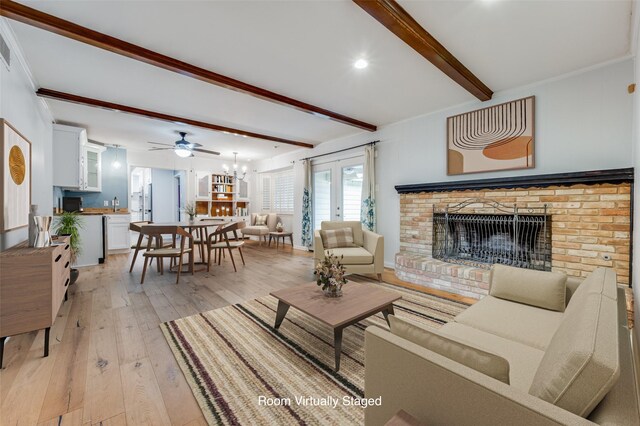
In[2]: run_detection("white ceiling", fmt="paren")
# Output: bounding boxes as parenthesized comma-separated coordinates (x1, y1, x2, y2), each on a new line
(7, 0, 633, 160)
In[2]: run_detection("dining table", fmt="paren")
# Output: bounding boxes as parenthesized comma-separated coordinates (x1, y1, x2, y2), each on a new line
(145, 218, 231, 272)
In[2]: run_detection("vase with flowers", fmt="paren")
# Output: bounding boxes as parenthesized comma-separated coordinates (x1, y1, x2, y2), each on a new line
(314, 253, 348, 298)
(183, 202, 196, 223)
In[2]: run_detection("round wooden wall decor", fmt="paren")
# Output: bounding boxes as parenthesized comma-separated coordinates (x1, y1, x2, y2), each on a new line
(9, 145, 26, 185)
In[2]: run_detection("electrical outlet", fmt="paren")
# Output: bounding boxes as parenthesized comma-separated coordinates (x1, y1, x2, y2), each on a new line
(104, 200, 109, 206)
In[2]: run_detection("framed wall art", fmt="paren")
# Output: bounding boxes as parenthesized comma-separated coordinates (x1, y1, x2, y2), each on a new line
(1, 118, 32, 233)
(447, 96, 535, 175)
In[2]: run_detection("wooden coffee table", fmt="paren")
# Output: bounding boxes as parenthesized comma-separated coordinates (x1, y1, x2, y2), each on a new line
(270, 282, 401, 371)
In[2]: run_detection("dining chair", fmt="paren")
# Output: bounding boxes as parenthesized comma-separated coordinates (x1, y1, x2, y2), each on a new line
(139, 225, 193, 284)
(129, 221, 153, 273)
(206, 222, 245, 272)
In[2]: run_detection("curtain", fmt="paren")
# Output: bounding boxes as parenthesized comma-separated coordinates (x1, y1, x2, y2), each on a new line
(361, 144, 376, 231)
(301, 159, 313, 248)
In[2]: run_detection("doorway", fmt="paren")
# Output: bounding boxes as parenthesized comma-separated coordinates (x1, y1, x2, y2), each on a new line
(312, 157, 364, 231)
(130, 167, 152, 222)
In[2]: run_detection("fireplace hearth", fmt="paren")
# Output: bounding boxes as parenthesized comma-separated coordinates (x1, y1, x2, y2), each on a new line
(432, 199, 551, 271)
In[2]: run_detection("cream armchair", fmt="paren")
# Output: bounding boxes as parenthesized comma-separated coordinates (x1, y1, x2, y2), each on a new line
(314, 221, 384, 282)
(241, 213, 277, 244)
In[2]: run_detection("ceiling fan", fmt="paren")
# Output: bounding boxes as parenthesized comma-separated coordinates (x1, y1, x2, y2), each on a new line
(148, 132, 220, 158)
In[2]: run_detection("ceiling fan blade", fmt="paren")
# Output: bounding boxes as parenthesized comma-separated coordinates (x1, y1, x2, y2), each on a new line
(148, 147, 172, 151)
(193, 148, 220, 155)
(190, 142, 202, 148)
(148, 141, 174, 147)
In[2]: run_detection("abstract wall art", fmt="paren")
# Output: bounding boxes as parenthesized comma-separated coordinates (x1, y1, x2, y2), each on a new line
(447, 96, 535, 175)
(1, 119, 31, 233)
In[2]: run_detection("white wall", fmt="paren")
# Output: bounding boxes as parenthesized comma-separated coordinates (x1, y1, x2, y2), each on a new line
(255, 58, 634, 263)
(0, 20, 53, 250)
(150, 168, 177, 223)
(631, 8, 640, 345)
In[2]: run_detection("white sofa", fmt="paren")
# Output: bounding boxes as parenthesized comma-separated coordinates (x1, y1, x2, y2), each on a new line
(240, 213, 277, 244)
(364, 265, 640, 425)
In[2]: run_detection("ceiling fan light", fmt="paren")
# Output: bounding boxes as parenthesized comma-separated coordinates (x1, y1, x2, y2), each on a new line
(175, 146, 192, 158)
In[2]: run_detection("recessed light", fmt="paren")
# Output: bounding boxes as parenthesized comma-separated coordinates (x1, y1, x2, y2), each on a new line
(354, 58, 368, 69)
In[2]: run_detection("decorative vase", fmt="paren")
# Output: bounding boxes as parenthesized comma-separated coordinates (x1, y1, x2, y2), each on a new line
(28, 204, 38, 247)
(34, 215, 52, 248)
(323, 279, 343, 298)
(189, 215, 195, 223)
(276, 226, 284, 232)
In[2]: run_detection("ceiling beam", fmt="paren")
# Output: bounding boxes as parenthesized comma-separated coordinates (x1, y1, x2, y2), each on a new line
(353, 0, 493, 101)
(1, 0, 377, 132)
(36, 88, 315, 148)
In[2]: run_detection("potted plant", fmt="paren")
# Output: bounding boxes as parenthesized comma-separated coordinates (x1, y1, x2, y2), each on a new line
(314, 253, 348, 298)
(184, 202, 196, 222)
(53, 211, 84, 285)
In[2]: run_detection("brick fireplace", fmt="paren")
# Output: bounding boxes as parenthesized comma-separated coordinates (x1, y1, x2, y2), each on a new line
(395, 168, 633, 299)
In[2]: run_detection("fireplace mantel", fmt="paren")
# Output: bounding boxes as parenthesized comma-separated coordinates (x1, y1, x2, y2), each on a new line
(395, 167, 634, 194)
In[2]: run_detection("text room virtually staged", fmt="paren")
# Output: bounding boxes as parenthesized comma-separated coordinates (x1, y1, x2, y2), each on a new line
(1, 0, 640, 425)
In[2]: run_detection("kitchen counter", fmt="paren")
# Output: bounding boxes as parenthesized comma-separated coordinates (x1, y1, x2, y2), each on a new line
(54, 209, 130, 216)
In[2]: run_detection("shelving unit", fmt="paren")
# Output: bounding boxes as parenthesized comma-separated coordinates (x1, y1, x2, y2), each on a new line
(195, 172, 250, 220)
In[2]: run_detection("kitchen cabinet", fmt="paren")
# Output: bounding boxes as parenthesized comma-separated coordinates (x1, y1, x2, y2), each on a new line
(53, 124, 105, 191)
(53, 215, 104, 267)
(106, 214, 131, 251)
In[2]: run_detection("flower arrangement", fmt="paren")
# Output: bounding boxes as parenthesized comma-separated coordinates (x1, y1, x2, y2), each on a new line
(314, 253, 348, 297)
(183, 202, 196, 221)
(276, 221, 284, 232)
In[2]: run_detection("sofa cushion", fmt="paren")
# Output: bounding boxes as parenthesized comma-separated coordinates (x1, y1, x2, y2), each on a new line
(324, 247, 372, 265)
(389, 316, 510, 385)
(489, 264, 567, 312)
(529, 268, 620, 418)
(439, 322, 545, 391)
(454, 295, 563, 350)
(320, 228, 356, 249)
(241, 225, 269, 236)
(321, 221, 363, 246)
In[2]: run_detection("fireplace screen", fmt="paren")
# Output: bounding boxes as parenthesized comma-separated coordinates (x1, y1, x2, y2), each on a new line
(432, 199, 551, 271)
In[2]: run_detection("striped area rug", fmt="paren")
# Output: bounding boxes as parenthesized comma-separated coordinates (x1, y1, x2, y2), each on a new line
(161, 281, 469, 425)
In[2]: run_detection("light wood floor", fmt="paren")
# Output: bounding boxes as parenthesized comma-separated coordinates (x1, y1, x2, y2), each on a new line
(0, 241, 322, 426)
(1, 242, 633, 425)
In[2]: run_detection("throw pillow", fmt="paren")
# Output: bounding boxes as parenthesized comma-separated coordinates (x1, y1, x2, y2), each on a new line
(389, 315, 510, 385)
(490, 264, 567, 312)
(320, 227, 356, 249)
(255, 214, 268, 226)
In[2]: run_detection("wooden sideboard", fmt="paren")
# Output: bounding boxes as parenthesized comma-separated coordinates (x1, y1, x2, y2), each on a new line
(0, 236, 71, 368)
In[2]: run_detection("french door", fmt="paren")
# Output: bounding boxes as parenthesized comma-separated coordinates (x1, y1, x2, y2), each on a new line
(312, 157, 364, 231)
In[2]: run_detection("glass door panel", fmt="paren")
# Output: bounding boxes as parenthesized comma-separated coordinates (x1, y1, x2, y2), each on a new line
(313, 169, 332, 232)
(341, 164, 363, 221)
(86, 150, 98, 189)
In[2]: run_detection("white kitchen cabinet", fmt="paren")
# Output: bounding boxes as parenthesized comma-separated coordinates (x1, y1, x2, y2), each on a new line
(106, 214, 131, 251)
(53, 124, 105, 191)
(53, 214, 104, 267)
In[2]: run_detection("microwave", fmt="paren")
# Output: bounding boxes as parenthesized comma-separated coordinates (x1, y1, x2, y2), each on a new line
(62, 196, 83, 213)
